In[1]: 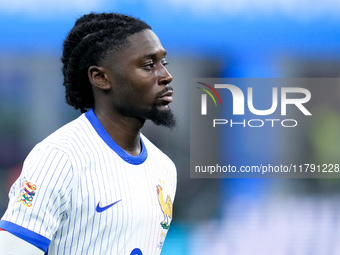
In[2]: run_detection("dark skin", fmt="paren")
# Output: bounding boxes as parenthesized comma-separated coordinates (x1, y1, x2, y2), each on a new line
(88, 29, 173, 156)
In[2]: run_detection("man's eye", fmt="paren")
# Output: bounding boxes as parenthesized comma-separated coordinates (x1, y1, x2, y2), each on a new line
(161, 58, 169, 66)
(143, 63, 154, 70)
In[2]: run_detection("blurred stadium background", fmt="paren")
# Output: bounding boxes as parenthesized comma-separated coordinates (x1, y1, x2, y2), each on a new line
(1, 0, 340, 254)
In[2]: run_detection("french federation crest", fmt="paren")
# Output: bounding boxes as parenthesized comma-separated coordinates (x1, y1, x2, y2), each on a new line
(156, 184, 173, 229)
(17, 181, 37, 208)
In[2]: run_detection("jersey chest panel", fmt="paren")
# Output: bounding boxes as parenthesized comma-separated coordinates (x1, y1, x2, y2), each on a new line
(51, 151, 173, 255)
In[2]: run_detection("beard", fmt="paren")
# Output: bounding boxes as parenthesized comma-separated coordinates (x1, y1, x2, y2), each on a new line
(117, 103, 176, 129)
(146, 105, 177, 129)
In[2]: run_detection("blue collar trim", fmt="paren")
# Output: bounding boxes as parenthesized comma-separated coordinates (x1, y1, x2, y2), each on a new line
(85, 108, 147, 165)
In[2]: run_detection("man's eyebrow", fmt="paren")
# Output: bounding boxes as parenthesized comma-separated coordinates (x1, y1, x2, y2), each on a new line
(140, 50, 167, 59)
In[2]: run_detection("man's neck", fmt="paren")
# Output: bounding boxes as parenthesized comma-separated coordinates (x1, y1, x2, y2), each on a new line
(93, 108, 145, 156)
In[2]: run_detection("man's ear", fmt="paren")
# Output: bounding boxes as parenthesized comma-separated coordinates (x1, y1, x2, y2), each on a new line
(88, 66, 111, 90)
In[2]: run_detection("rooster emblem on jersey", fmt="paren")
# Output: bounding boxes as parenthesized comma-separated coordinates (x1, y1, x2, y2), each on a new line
(156, 184, 172, 229)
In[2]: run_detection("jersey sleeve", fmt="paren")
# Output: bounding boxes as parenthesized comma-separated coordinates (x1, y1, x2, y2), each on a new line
(0, 230, 45, 255)
(0, 144, 74, 252)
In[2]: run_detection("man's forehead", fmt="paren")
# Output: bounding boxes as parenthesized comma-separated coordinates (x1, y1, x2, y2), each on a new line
(125, 30, 166, 57)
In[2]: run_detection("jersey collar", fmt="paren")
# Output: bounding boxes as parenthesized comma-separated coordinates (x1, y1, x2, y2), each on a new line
(85, 108, 148, 165)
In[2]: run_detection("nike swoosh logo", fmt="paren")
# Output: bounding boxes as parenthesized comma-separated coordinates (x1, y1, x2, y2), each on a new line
(96, 200, 121, 213)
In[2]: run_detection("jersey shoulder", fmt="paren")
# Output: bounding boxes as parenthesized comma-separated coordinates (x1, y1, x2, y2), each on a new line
(141, 134, 176, 167)
(35, 114, 92, 151)
(26, 113, 95, 167)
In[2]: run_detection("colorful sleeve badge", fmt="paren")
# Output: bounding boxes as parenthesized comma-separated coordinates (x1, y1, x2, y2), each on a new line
(16, 181, 37, 208)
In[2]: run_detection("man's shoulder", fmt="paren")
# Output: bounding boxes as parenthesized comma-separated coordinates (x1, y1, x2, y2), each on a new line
(34, 114, 92, 152)
(141, 134, 175, 166)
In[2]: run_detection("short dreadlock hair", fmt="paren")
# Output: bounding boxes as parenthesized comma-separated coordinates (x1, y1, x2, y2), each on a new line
(61, 12, 151, 113)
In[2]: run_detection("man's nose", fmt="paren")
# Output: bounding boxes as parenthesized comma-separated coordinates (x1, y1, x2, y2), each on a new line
(158, 66, 173, 85)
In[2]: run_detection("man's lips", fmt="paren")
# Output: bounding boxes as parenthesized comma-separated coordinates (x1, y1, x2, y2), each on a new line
(159, 90, 173, 103)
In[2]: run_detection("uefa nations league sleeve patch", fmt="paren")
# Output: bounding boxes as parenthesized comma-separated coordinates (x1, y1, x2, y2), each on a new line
(16, 181, 37, 208)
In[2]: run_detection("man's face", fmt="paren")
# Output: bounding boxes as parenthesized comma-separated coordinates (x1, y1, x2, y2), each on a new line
(102, 29, 176, 128)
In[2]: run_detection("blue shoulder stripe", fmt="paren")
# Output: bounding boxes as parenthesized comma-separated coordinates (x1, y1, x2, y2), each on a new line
(0, 220, 50, 252)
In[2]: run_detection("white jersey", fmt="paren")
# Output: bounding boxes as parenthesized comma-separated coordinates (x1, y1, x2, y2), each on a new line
(0, 109, 177, 255)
